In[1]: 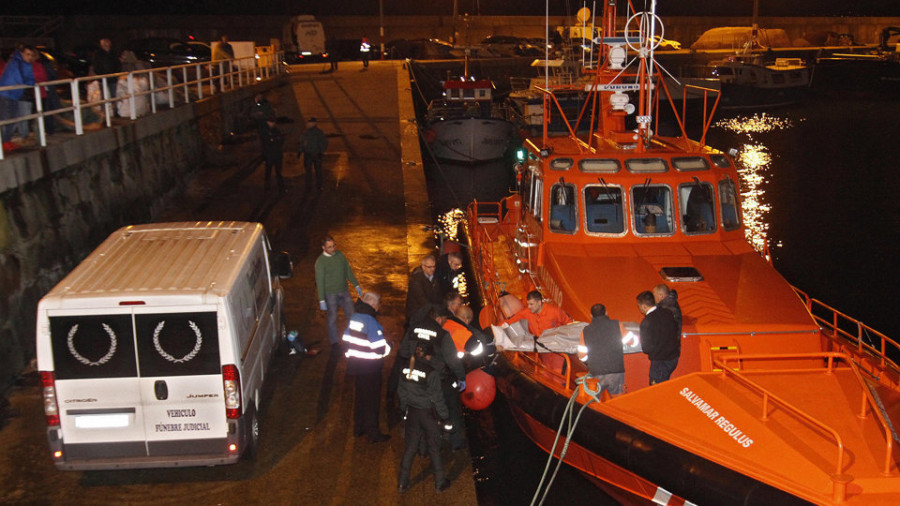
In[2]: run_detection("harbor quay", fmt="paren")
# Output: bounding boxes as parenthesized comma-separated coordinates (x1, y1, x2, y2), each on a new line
(0, 60, 479, 505)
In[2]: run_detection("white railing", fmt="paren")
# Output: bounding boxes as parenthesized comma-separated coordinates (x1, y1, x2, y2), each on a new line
(0, 52, 285, 160)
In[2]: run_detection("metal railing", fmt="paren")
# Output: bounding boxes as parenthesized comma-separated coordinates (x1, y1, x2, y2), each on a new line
(792, 286, 900, 375)
(716, 351, 896, 501)
(0, 52, 285, 160)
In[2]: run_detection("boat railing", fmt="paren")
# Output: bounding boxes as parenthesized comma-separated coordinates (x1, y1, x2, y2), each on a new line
(791, 286, 900, 376)
(716, 352, 896, 499)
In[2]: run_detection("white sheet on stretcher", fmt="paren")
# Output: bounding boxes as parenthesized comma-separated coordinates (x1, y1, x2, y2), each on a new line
(490, 321, 587, 354)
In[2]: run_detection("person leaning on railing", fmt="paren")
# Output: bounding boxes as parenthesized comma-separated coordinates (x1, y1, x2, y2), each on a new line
(0, 45, 39, 147)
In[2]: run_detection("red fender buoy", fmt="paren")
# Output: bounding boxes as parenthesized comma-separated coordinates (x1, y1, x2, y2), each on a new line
(461, 369, 496, 410)
(423, 128, 436, 144)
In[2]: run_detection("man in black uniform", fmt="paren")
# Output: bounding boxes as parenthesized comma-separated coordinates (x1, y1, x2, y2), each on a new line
(637, 291, 680, 384)
(577, 304, 625, 395)
(260, 117, 285, 193)
(397, 340, 452, 494)
(397, 306, 467, 450)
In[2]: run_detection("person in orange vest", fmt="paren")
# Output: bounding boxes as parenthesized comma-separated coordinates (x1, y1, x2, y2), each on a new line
(442, 305, 473, 357)
(447, 304, 495, 371)
(505, 290, 572, 338)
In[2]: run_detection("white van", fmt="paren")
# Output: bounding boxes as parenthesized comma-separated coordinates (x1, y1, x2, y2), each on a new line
(35, 221, 293, 470)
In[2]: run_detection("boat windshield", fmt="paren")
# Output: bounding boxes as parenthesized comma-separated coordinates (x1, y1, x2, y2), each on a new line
(583, 184, 624, 234)
(632, 184, 674, 235)
(678, 181, 717, 234)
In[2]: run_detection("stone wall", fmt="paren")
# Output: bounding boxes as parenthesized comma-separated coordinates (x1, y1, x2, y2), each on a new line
(0, 77, 286, 391)
(0, 106, 205, 389)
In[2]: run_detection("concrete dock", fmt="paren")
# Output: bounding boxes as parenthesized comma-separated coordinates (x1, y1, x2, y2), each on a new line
(0, 59, 479, 505)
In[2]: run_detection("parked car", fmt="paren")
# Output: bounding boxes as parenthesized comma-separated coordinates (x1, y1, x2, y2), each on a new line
(125, 38, 211, 67)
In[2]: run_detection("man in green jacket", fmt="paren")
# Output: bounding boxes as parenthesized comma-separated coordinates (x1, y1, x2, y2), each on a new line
(316, 234, 362, 347)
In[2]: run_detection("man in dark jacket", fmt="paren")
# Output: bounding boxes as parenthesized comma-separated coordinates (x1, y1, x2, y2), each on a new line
(435, 252, 464, 299)
(653, 283, 682, 336)
(92, 38, 120, 98)
(577, 304, 625, 395)
(397, 340, 452, 494)
(249, 93, 274, 146)
(297, 117, 328, 191)
(260, 117, 285, 193)
(637, 291, 680, 384)
(405, 254, 441, 326)
(397, 306, 467, 450)
(342, 292, 391, 443)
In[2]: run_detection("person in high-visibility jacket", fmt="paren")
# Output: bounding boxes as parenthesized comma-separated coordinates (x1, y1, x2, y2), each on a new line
(360, 37, 372, 69)
(343, 291, 391, 442)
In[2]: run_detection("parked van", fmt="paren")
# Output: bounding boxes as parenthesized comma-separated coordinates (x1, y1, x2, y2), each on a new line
(36, 221, 293, 470)
(283, 15, 327, 62)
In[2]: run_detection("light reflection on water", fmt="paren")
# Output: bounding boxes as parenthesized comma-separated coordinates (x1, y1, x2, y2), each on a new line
(714, 113, 799, 255)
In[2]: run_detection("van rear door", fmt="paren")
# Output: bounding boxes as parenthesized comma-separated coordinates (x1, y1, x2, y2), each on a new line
(133, 308, 227, 456)
(49, 309, 147, 460)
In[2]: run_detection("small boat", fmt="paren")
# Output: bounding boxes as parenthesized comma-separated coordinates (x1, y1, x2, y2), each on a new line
(423, 77, 515, 163)
(464, 1, 900, 504)
(811, 27, 900, 97)
(712, 55, 810, 109)
(507, 59, 592, 136)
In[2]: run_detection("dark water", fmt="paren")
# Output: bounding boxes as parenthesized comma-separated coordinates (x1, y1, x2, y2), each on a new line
(702, 96, 900, 340)
(422, 93, 900, 504)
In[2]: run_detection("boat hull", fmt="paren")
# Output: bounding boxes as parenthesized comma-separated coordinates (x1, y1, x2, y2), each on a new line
(493, 354, 808, 505)
(426, 117, 514, 163)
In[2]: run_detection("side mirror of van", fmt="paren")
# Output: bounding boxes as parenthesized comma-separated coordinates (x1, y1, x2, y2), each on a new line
(274, 251, 293, 279)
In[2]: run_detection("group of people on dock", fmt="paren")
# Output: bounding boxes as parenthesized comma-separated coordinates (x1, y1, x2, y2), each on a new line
(304, 231, 683, 494)
(305, 237, 491, 494)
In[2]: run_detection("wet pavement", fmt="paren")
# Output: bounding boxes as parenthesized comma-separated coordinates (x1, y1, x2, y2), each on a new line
(0, 60, 477, 505)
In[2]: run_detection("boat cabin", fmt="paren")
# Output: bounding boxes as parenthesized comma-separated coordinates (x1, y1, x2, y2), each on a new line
(442, 78, 495, 102)
(515, 146, 742, 244)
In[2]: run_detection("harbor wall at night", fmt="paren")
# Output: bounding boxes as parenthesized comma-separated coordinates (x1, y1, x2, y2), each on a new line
(0, 78, 286, 390)
(46, 15, 900, 52)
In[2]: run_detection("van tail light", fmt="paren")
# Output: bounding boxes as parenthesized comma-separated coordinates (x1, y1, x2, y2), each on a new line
(222, 364, 242, 419)
(40, 371, 60, 427)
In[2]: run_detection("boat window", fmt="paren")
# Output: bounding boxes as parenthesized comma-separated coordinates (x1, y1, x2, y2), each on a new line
(583, 185, 624, 234)
(549, 182, 577, 233)
(550, 158, 573, 171)
(579, 158, 620, 173)
(718, 178, 741, 231)
(710, 154, 731, 168)
(672, 157, 709, 171)
(625, 158, 667, 173)
(678, 181, 717, 234)
(531, 176, 543, 222)
(632, 184, 674, 235)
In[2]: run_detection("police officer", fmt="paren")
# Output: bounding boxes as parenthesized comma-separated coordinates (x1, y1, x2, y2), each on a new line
(399, 305, 467, 451)
(397, 340, 452, 494)
(343, 291, 391, 443)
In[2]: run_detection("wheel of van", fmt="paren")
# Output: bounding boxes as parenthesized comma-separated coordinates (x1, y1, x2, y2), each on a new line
(243, 406, 259, 461)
